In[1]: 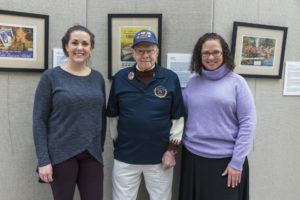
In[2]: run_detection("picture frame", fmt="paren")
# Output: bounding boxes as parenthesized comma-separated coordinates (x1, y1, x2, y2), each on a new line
(231, 21, 288, 78)
(108, 13, 162, 79)
(0, 10, 49, 72)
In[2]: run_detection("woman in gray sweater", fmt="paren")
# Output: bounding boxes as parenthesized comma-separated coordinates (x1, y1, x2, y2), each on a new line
(33, 25, 106, 200)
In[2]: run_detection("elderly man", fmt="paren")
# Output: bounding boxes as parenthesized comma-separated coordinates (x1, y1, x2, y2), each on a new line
(106, 29, 185, 200)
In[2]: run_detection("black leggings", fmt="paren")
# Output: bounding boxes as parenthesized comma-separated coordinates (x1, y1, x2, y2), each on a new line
(50, 150, 103, 200)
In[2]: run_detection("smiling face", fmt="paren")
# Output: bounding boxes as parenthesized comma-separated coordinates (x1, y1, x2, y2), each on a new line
(65, 31, 93, 65)
(132, 43, 159, 71)
(201, 39, 224, 71)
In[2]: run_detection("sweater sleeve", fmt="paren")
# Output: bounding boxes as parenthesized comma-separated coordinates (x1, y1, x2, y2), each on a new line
(169, 117, 184, 143)
(108, 116, 119, 140)
(100, 75, 107, 152)
(228, 79, 256, 170)
(165, 117, 184, 153)
(32, 74, 52, 167)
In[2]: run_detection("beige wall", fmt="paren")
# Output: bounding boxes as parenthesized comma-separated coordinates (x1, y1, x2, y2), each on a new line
(0, 0, 299, 199)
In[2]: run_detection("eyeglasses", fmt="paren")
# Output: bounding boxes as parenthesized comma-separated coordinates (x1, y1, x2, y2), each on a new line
(134, 48, 157, 56)
(201, 50, 223, 58)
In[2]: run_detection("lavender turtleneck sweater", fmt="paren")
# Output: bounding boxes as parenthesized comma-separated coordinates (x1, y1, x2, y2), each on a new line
(183, 65, 256, 170)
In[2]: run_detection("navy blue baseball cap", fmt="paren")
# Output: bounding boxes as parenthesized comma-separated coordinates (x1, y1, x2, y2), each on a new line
(131, 29, 158, 48)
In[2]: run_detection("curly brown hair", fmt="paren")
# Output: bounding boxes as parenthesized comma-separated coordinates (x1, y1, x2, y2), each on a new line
(190, 33, 235, 75)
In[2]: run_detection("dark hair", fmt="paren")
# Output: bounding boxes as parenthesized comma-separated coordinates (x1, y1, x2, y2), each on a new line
(61, 25, 95, 57)
(190, 32, 235, 75)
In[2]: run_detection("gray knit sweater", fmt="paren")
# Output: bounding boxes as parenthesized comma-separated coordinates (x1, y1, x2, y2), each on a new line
(33, 66, 106, 167)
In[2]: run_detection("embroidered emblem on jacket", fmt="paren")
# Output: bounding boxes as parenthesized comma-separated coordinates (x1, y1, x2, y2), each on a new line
(154, 85, 167, 98)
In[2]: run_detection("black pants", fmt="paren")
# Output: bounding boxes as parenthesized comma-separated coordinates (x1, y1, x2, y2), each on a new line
(50, 150, 103, 200)
(179, 146, 249, 200)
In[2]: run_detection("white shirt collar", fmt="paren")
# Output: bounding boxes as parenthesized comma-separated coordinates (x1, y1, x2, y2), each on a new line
(136, 64, 155, 72)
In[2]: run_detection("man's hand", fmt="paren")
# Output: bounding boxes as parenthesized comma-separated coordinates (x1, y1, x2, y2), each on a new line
(161, 150, 176, 169)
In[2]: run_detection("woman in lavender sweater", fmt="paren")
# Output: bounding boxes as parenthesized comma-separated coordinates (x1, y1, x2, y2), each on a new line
(179, 33, 256, 200)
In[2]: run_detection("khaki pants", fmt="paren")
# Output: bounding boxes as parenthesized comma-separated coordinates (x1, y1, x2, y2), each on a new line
(112, 159, 173, 200)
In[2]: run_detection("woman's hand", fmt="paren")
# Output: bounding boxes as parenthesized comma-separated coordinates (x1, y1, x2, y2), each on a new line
(38, 164, 53, 183)
(161, 151, 176, 169)
(222, 166, 241, 188)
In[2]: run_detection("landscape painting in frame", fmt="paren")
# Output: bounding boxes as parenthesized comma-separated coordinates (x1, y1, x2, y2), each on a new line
(231, 21, 287, 78)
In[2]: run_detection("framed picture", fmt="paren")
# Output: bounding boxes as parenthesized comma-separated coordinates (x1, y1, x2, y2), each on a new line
(108, 13, 162, 79)
(231, 21, 288, 78)
(0, 10, 49, 72)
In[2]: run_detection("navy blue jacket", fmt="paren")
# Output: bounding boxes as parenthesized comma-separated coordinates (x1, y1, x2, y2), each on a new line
(106, 65, 184, 164)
